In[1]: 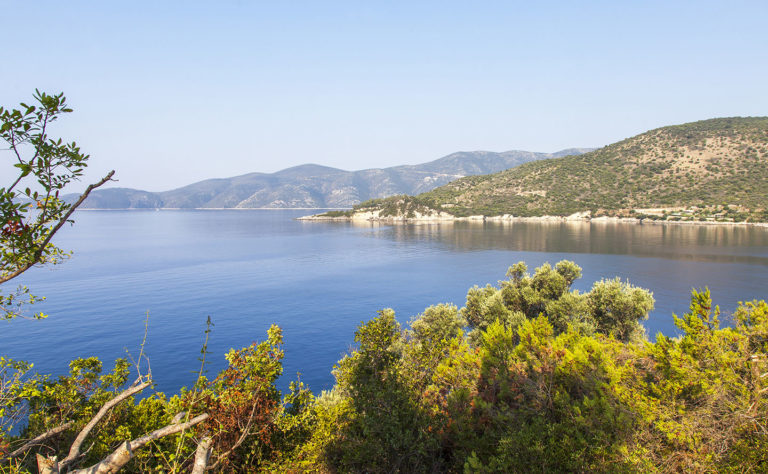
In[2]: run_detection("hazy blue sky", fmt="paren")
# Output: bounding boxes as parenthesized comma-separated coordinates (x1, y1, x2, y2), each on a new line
(2, 1, 767, 191)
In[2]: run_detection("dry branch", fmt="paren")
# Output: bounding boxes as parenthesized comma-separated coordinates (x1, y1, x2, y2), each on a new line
(71, 413, 209, 474)
(60, 377, 150, 468)
(36, 453, 59, 474)
(191, 436, 212, 474)
(4, 421, 73, 459)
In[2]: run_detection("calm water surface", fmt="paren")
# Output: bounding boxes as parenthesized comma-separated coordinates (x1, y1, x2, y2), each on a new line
(2, 210, 768, 394)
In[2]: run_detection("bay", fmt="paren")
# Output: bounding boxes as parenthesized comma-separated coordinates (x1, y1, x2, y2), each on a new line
(2, 210, 768, 395)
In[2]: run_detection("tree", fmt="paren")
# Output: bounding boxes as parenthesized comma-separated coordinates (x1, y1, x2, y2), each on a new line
(0, 90, 114, 320)
(408, 303, 465, 348)
(587, 277, 654, 342)
(320, 310, 442, 472)
(0, 90, 117, 461)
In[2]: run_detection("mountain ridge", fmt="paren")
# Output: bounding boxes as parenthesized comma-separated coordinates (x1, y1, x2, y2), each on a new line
(73, 148, 593, 209)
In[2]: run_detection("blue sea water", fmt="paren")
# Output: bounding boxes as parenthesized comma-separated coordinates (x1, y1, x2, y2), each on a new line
(2, 210, 768, 395)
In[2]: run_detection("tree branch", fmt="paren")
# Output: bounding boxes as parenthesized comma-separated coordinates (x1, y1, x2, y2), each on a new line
(71, 413, 209, 474)
(4, 421, 73, 459)
(61, 377, 150, 467)
(191, 436, 212, 474)
(0, 169, 114, 284)
(36, 453, 59, 474)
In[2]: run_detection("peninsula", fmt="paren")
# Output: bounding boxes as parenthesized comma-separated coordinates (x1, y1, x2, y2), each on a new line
(305, 117, 768, 225)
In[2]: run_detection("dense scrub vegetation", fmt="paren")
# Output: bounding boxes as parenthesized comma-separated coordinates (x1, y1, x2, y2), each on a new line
(357, 117, 768, 220)
(318, 195, 444, 218)
(2, 261, 766, 472)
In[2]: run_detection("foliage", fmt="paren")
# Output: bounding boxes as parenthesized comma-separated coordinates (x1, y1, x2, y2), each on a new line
(460, 318, 635, 472)
(317, 209, 352, 218)
(0, 358, 39, 439)
(587, 277, 654, 342)
(1, 326, 293, 473)
(615, 290, 768, 471)
(408, 303, 465, 347)
(190, 324, 285, 471)
(317, 310, 442, 472)
(463, 260, 653, 342)
(273, 262, 764, 472)
(355, 195, 441, 218)
(0, 91, 112, 320)
(3, 262, 767, 473)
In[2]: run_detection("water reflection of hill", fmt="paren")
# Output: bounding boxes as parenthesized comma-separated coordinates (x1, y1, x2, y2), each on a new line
(355, 221, 768, 266)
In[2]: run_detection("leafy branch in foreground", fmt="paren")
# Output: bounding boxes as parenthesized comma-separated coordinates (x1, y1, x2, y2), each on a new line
(0, 319, 292, 473)
(0, 90, 114, 320)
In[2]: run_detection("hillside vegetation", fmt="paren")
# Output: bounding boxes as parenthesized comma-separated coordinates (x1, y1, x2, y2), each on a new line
(360, 118, 768, 220)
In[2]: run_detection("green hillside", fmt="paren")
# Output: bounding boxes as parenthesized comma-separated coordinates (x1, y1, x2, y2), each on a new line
(354, 118, 768, 221)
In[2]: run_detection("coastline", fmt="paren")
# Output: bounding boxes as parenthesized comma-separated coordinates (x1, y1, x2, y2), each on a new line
(297, 211, 768, 228)
(74, 208, 768, 228)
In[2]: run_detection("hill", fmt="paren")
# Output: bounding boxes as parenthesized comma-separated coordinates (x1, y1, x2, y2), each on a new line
(73, 149, 592, 209)
(345, 118, 768, 222)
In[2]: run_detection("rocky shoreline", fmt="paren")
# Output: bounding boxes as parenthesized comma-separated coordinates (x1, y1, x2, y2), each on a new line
(297, 210, 768, 228)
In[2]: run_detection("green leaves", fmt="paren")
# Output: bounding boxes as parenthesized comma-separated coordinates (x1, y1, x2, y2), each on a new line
(0, 91, 100, 319)
(587, 278, 655, 342)
(12, 163, 32, 178)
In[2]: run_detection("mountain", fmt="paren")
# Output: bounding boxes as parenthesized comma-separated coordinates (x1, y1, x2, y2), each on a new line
(343, 118, 768, 221)
(74, 149, 592, 209)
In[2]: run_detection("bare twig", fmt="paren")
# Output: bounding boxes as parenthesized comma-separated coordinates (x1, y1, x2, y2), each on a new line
(126, 312, 152, 381)
(169, 316, 212, 471)
(4, 421, 73, 459)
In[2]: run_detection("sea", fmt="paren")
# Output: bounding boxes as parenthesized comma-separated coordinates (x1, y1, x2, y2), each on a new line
(2, 210, 767, 395)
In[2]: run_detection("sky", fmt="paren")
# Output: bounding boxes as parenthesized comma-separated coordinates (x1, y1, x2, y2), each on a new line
(1, 0, 767, 192)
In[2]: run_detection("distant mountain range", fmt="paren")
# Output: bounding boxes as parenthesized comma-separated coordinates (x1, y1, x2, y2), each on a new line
(72, 148, 593, 209)
(346, 117, 768, 221)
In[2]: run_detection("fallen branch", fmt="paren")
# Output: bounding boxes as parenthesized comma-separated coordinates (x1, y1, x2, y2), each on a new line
(191, 436, 212, 474)
(72, 413, 209, 474)
(60, 377, 151, 468)
(36, 453, 59, 474)
(4, 421, 73, 459)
